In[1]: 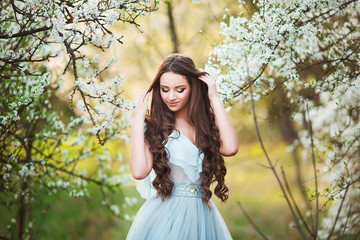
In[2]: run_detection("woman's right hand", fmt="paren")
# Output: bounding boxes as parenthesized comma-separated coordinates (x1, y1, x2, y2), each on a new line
(130, 89, 153, 180)
(134, 90, 150, 119)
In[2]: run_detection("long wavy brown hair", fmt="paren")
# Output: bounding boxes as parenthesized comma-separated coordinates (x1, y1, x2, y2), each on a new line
(144, 54, 228, 206)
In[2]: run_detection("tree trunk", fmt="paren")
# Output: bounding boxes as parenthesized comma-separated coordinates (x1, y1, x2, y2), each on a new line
(27, 191, 33, 240)
(18, 181, 27, 240)
(267, 79, 304, 192)
(166, 2, 179, 53)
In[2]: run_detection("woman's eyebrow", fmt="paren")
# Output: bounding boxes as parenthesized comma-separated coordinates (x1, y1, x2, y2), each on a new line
(160, 85, 186, 88)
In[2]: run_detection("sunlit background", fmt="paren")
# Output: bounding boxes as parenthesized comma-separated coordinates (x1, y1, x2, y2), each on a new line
(0, 0, 336, 239)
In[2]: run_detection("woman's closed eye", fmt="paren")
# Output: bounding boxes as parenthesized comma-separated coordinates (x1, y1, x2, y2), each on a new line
(176, 88, 186, 93)
(161, 88, 186, 93)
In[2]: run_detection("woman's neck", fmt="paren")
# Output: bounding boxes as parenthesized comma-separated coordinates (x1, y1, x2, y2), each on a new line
(174, 113, 196, 145)
(174, 107, 188, 120)
(175, 115, 188, 125)
(174, 107, 191, 127)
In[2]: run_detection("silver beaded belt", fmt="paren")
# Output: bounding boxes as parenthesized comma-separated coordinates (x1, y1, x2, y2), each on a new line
(172, 182, 205, 198)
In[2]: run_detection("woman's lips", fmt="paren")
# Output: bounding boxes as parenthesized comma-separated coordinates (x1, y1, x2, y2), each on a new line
(168, 102, 179, 107)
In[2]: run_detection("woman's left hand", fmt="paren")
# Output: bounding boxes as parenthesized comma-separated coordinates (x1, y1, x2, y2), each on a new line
(199, 74, 238, 156)
(198, 74, 219, 101)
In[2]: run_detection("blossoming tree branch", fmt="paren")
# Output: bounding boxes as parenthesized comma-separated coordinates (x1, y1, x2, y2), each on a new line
(205, 0, 359, 239)
(0, 0, 158, 239)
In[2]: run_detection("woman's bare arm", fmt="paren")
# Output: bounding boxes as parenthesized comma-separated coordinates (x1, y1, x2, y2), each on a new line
(199, 75, 239, 156)
(129, 91, 153, 179)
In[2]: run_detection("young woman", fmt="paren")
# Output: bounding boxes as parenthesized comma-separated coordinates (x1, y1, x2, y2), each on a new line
(127, 54, 238, 239)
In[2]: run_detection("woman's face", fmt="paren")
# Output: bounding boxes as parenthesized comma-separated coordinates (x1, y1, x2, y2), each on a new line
(159, 72, 191, 116)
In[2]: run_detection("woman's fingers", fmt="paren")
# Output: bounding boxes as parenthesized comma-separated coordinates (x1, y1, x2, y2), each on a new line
(139, 89, 149, 102)
(199, 74, 218, 100)
(198, 74, 212, 85)
(135, 90, 150, 118)
(144, 90, 150, 100)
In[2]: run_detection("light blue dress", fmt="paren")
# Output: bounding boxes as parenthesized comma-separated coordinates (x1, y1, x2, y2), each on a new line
(126, 130, 232, 240)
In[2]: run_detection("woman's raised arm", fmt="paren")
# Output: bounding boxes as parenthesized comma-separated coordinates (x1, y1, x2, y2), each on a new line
(199, 75, 239, 156)
(129, 91, 153, 179)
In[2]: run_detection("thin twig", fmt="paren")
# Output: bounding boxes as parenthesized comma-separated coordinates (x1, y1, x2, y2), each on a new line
(326, 185, 350, 240)
(245, 53, 308, 240)
(340, 203, 352, 240)
(281, 166, 314, 238)
(305, 100, 319, 238)
(256, 162, 273, 169)
(237, 202, 269, 240)
(0, 26, 51, 39)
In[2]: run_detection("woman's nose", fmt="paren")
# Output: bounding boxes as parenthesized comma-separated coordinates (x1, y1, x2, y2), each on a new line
(169, 91, 176, 100)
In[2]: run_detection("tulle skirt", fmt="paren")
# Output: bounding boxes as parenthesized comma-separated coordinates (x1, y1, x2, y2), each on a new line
(126, 183, 232, 240)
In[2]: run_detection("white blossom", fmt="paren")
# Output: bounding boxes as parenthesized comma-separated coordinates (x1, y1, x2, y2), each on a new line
(124, 214, 130, 221)
(110, 205, 120, 215)
(92, 54, 100, 63)
(207, 0, 360, 237)
(91, 34, 103, 46)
